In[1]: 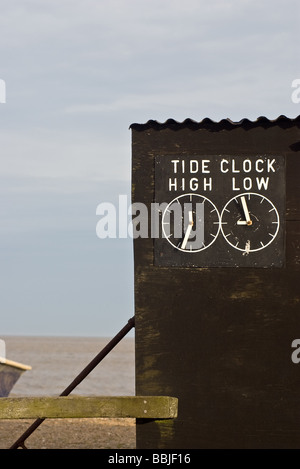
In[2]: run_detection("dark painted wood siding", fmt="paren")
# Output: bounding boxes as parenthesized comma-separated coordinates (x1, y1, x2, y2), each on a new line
(132, 119, 300, 449)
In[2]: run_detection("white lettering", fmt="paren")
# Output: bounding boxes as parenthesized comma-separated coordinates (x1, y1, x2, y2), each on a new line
(171, 160, 179, 173)
(291, 79, 300, 104)
(202, 159, 210, 173)
(118, 195, 128, 238)
(232, 160, 240, 173)
(128, 202, 148, 239)
(108, 453, 143, 466)
(232, 176, 270, 191)
(171, 159, 210, 174)
(190, 177, 198, 191)
(169, 178, 177, 191)
(0, 79, 6, 104)
(256, 177, 269, 190)
(291, 339, 300, 364)
(168, 177, 214, 192)
(220, 159, 229, 173)
(96, 203, 116, 238)
(243, 159, 252, 173)
(190, 160, 198, 173)
(244, 177, 252, 190)
(151, 202, 168, 239)
(255, 159, 264, 172)
(203, 177, 212, 191)
(220, 157, 277, 174)
(232, 177, 240, 191)
(267, 159, 276, 173)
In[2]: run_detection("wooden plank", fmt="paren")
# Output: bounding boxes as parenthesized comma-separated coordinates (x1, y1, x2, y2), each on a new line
(0, 396, 178, 420)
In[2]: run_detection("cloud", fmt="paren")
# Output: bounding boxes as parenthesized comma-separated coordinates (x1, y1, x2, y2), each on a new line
(0, 0, 299, 336)
(0, 127, 131, 184)
(2, 0, 299, 130)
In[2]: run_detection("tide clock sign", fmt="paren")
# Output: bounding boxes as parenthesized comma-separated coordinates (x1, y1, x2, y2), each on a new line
(155, 154, 285, 267)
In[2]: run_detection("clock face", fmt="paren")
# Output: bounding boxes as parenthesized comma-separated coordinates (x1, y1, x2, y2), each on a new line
(161, 193, 221, 252)
(220, 193, 280, 253)
(154, 155, 285, 268)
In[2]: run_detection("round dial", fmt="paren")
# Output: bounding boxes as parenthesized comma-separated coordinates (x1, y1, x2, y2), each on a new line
(220, 192, 280, 252)
(161, 193, 221, 252)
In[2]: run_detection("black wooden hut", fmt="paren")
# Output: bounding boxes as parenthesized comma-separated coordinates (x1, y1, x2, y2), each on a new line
(131, 115, 300, 449)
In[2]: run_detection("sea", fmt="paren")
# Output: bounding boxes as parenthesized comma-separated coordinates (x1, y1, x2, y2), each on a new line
(1, 335, 135, 397)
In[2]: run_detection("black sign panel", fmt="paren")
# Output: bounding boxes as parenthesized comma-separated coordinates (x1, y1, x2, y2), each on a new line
(154, 154, 285, 268)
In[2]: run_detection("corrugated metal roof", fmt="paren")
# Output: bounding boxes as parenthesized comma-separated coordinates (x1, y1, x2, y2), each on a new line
(130, 115, 300, 131)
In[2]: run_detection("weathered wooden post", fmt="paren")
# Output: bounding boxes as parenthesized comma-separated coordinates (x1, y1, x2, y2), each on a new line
(131, 116, 300, 449)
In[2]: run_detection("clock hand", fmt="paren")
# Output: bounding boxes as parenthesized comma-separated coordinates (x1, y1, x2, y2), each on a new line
(240, 196, 252, 226)
(181, 211, 194, 249)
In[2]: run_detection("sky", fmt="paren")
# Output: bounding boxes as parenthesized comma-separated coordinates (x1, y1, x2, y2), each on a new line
(0, 0, 299, 337)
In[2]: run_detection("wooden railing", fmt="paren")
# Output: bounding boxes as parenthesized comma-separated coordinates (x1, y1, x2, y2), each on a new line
(0, 317, 178, 449)
(0, 395, 178, 420)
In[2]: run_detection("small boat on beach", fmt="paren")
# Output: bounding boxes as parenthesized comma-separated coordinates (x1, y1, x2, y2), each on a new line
(0, 358, 32, 397)
(0, 340, 32, 397)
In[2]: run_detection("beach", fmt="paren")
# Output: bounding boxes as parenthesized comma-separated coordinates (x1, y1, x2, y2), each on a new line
(0, 336, 136, 449)
(0, 417, 136, 449)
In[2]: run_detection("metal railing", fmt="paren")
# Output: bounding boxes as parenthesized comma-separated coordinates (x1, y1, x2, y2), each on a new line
(9, 316, 135, 449)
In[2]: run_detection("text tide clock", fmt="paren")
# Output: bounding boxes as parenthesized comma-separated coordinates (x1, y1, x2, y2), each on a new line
(154, 154, 285, 268)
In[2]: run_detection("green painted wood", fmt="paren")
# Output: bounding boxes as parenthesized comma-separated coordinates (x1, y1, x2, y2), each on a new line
(0, 396, 178, 420)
